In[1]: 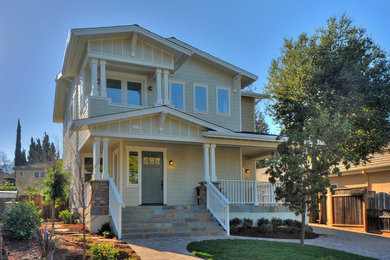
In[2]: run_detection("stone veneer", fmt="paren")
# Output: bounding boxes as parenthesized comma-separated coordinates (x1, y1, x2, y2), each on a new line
(87, 180, 109, 233)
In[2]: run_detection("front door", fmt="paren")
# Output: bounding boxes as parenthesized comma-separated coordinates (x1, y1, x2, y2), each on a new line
(142, 151, 163, 204)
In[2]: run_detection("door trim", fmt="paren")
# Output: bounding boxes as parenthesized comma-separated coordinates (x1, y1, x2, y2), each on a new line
(125, 146, 167, 205)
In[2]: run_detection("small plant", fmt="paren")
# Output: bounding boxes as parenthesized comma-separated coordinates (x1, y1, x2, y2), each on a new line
(230, 218, 242, 227)
(32, 227, 59, 259)
(88, 242, 120, 260)
(283, 219, 294, 227)
(305, 224, 314, 235)
(242, 218, 253, 229)
(98, 222, 115, 239)
(59, 209, 73, 224)
(0, 186, 17, 191)
(257, 217, 269, 226)
(77, 234, 93, 243)
(1, 201, 42, 240)
(258, 223, 273, 233)
(287, 225, 300, 233)
(271, 217, 283, 228)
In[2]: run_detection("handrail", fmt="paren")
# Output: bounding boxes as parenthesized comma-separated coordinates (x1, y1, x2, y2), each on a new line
(108, 178, 125, 239)
(206, 180, 230, 236)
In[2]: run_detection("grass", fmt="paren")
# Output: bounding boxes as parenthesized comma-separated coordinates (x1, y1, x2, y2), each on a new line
(187, 239, 376, 260)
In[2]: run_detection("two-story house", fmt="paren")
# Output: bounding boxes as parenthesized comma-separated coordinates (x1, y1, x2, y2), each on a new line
(53, 25, 295, 239)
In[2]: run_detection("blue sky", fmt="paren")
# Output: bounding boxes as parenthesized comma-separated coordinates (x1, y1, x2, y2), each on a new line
(0, 0, 389, 160)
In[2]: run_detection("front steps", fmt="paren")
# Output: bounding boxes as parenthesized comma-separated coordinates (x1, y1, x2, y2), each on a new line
(121, 205, 225, 239)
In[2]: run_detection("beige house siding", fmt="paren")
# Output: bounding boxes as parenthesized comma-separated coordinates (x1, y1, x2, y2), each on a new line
(15, 169, 46, 194)
(241, 96, 255, 132)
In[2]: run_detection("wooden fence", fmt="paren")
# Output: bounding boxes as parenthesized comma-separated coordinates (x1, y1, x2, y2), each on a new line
(366, 192, 390, 232)
(18, 195, 67, 220)
(332, 188, 365, 226)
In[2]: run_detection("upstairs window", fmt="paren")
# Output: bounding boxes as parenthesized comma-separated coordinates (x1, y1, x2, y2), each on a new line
(171, 83, 184, 109)
(127, 81, 142, 105)
(194, 85, 207, 112)
(217, 88, 229, 114)
(107, 79, 122, 103)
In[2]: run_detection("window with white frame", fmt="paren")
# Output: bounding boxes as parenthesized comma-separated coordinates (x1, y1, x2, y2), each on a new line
(170, 83, 184, 109)
(40, 172, 46, 178)
(34, 172, 40, 178)
(127, 81, 142, 105)
(217, 88, 229, 114)
(107, 79, 122, 103)
(194, 85, 207, 112)
(128, 151, 139, 185)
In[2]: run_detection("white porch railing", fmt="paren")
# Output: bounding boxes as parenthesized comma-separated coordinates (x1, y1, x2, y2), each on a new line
(108, 178, 125, 239)
(206, 180, 230, 235)
(219, 180, 284, 205)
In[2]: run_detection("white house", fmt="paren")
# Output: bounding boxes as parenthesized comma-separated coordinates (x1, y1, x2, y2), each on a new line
(53, 25, 294, 239)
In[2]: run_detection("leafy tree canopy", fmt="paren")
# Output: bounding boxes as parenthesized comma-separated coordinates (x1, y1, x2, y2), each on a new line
(265, 14, 390, 245)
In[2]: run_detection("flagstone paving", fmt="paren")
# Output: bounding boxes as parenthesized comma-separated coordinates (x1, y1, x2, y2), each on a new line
(125, 226, 390, 260)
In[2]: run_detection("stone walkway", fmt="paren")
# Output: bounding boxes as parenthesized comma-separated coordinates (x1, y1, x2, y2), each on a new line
(125, 226, 390, 260)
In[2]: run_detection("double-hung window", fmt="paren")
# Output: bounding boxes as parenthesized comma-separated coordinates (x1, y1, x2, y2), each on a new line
(170, 83, 184, 109)
(107, 79, 122, 103)
(194, 85, 207, 112)
(106, 77, 143, 106)
(127, 82, 142, 106)
(217, 88, 230, 114)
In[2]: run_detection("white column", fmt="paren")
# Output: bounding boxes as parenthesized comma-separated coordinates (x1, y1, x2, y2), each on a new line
(92, 137, 101, 180)
(210, 144, 217, 182)
(90, 59, 99, 96)
(102, 137, 109, 180)
(163, 69, 170, 105)
(155, 68, 163, 105)
(100, 60, 107, 97)
(203, 144, 210, 182)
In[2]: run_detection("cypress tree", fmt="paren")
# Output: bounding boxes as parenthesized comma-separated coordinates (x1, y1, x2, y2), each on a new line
(28, 137, 37, 163)
(42, 132, 50, 162)
(14, 119, 22, 166)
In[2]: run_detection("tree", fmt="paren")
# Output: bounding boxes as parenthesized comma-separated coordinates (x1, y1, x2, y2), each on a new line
(28, 134, 57, 164)
(42, 161, 71, 235)
(265, 14, 390, 246)
(0, 151, 13, 174)
(14, 119, 25, 166)
(255, 108, 269, 134)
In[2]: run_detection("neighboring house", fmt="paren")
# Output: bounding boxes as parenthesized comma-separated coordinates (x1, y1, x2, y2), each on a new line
(13, 163, 48, 194)
(0, 169, 6, 186)
(53, 25, 297, 238)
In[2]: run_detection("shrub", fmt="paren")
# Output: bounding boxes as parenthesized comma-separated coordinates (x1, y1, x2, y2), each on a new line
(1, 201, 42, 240)
(77, 235, 92, 243)
(242, 218, 253, 229)
(98, 222, 115, 239)
(230, 218, 242, 227)
(258, 223, 273, 233)
(59, 209, 73, 224)
(271, 217, 283, 228)
(32, 227, 59, 259)
(305, 224, 314, 234)
(0, 186, 17, 191)
(292, 220, 301, 228)
(88, 242, 120, 260)
(283, 219, 294, 227)
(287, 225, 300, 233)
(257, 217, 269, 226)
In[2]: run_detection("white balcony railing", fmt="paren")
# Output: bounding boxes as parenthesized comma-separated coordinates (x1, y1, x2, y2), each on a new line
(219, 180, 284, 205)
(108, 178, 125, 239)
(206, 180, 230, 235)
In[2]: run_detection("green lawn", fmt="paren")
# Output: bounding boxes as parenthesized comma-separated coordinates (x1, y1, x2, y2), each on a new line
(187, 239, 376, 260)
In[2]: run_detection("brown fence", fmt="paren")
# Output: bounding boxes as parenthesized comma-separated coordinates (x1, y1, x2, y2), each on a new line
(18, 195, 67, 220)
(366, 191, 390, 232)
(332, 188, 365, 226)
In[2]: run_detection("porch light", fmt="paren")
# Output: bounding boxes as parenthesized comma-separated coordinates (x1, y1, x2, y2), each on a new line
(245, 169, 250, 174)
(148, 85, 153, 91)
(169, 160, 174, 166)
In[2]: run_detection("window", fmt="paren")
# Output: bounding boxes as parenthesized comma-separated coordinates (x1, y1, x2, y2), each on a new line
(330, 184, 338, 189)
(34, 172, 40, 178)
(128, 151, 139, 185)
(171, 83, 184, 109)
(107, 79, 122, 103)
(83, 157, 103, 183)
(194, 85, 207, 112)
(127, 81, 141, 105)
(40, 172, 46, 178)
(217, 88, 229, 114)
(20, 172, 23, 177)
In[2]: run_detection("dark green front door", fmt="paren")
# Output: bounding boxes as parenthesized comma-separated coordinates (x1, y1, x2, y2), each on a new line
(142, 151, 163, 204)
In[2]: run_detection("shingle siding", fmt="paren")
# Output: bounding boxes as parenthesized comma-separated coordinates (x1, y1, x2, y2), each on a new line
(241, 96, 255, 132)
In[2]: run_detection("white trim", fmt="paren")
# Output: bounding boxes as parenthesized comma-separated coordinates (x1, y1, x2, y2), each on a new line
(203, 131, 285, 142)
(169, 80, 185, 110)
(112, 148, 119, 186)
(193, 83, 208, 113)
(216, 86, 231, 116)
(125, 145, 167, 205)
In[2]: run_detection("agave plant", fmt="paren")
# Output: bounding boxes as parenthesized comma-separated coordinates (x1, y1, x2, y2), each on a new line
(32, 228, 59, 260)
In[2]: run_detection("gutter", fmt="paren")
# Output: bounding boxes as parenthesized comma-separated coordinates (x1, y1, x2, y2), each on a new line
(203, 131, 286, 142)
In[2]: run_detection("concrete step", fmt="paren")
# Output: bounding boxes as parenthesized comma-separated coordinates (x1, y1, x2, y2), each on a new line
(122, 216, 214, 224)
(122, 225, 223, 234)
(122, 230, 226, 239)
(122, 212, 213, 220)
(123, 205, 203, 211)
(122, 208, 208, 215)
(122, 221, 221, 230)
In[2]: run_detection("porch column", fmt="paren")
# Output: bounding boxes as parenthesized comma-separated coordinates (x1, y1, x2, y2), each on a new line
(102, 137, 109, 180)
(210, 144, 217, 182)
(155, 68, 163, 105)
(92, 137, 101, 180)
(203, 144, 210, 182)
(90, 59, 99, 96)
(100, 60, 107, 97)
(163, 69, 170, 105)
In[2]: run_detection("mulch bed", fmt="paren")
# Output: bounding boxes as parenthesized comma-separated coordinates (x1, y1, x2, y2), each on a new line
(231, 227, 320, 239)
(3, 221, 141, 259)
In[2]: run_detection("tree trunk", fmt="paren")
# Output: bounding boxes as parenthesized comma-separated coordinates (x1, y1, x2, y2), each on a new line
(51, 202, 55, 236)
(300, 204, 306, 246)
(82, 207, 86, 260)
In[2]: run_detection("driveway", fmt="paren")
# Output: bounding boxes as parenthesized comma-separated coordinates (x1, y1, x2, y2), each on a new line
(125, 226, 390, 260)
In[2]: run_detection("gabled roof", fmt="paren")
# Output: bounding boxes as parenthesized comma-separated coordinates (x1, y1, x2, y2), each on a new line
(72, 106, 233, 133)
